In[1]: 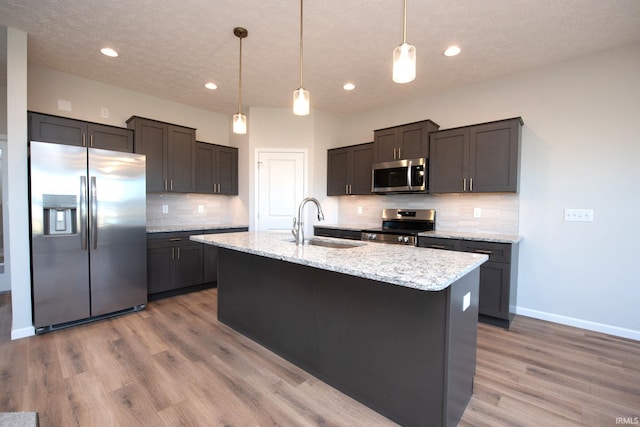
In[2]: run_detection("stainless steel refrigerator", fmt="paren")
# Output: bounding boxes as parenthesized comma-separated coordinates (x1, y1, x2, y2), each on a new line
(29, 140, 147, 333)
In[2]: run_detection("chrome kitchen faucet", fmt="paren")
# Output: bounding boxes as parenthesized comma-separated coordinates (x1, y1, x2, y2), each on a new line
(292, 197, 325, 245)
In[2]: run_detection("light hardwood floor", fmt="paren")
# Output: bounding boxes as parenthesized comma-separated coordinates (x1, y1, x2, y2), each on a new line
(1, 289, 638, 426)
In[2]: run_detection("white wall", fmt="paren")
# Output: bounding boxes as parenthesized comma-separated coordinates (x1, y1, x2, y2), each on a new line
(6, 28, 32, 339)
(245, 107, 336, 234)
(336, 42, 640, 339)
(28, 65, 230, 144)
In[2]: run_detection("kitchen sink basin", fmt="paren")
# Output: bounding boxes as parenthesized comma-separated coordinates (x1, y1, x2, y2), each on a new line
(286, 238, 365, 249)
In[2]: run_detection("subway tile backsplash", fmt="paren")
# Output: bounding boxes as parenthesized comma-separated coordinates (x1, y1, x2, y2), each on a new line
(147, 193, 236, 227)
(337, 193, 519, 235)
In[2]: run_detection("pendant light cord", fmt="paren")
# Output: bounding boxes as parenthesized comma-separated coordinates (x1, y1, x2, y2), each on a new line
(299, 0, 304, 88)
(402, 0, 407, 44)
(238, 36, 243, 114)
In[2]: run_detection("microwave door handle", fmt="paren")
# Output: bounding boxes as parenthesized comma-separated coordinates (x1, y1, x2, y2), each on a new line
(407, 161, 413, 190)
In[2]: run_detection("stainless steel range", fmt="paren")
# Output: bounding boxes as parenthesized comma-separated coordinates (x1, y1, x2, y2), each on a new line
(362, 208, 435, 246)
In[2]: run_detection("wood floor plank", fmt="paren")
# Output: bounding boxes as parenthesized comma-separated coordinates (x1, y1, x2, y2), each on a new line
(1, 290, 639, 426)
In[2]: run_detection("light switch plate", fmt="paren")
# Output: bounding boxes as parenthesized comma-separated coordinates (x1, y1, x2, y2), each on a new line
(564, 208, 594, 222)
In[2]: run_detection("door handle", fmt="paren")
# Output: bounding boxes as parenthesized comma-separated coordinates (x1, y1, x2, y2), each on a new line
(80, 176, 88, 250)
(90, 176, 98, 249)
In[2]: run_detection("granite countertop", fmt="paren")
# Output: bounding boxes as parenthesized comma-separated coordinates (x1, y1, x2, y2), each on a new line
(191, 231, 487, 292)
(147, 224, 249, 233)
(418, 230, 522, 244)
(316, 224, 522, 244)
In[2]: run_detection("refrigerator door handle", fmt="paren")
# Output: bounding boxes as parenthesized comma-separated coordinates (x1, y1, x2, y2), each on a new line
(80, 176, 88, 250)
(90, 176, 98, 250)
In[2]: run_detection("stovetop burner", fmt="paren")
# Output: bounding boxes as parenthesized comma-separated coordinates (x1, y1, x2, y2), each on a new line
(362, 209, 435, 245)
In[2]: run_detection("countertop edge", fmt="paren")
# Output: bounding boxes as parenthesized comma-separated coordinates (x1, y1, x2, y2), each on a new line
(191, 233, 488, 292)
(147, 224, 249, 233)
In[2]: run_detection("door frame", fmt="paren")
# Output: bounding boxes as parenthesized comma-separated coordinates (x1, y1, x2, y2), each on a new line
(254, 148, 308, 232)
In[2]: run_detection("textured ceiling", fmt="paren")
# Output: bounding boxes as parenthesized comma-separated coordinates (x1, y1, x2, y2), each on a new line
(1, 0, 640, 117)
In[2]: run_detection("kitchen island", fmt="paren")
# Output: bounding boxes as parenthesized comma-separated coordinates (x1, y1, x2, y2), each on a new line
(191, 232, 488, 427)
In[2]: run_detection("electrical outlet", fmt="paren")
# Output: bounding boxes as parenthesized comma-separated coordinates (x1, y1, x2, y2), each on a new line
(463, 292, 471, 312)
(357, 206, 363, 214)
(101, 107, 109, 118)
(473, 208, 482, 218)
(564, 208, 594, 222)
(162, 204, 169, 214)
(198, 205, 204, 213)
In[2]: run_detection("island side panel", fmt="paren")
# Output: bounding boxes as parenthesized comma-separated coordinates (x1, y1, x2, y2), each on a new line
(444, 267, 480, 427)
(218, 248, 456, 427)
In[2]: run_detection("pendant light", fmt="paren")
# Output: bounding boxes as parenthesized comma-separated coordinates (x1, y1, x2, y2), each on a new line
(233, 27, 248, 134)
(293, 0, 309, 115)
(392, 0, 416, 84)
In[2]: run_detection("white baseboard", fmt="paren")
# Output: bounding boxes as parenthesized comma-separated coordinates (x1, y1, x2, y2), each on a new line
(517, 307, 640, 341)
(11, 325, 35, 340)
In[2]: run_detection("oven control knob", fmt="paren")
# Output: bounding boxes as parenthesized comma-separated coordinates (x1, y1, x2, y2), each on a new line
(371, 234, 377, 240)
(397, 236, 403, 242)
(403, 236, 410, 243)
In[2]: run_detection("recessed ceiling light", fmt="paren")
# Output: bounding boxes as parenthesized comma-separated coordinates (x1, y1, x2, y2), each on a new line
(205, 82, 218, 90)
(343, 83, 355, 91)
(100, 47, 118, 58)
(443, 46, 461, 57)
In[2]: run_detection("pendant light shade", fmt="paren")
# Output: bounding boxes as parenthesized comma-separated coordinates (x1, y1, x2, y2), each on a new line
(393, 0, 416, 84)
(232, 113, 246, 134)
(293, 0, 310, 116)
(233, 27, 248, 134)
(293, 88, 309, 116)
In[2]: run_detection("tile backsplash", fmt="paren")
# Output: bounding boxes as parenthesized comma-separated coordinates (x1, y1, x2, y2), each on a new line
(337, 193, 519, 235)
(146, 193, 236, 227)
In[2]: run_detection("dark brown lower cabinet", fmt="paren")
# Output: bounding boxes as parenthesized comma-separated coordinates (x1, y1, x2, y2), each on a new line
(147, 227, 248, 299)
(419, 237, 519, 328)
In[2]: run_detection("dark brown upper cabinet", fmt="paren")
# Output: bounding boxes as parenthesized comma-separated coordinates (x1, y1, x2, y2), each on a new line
(429, 117, 523, 193)
(373, 120, 440, 162)
(196, 142, 238, 195)
(327, 142, 374, 196)
(29, 112, 133, 152)
(127, 116, 196, 193)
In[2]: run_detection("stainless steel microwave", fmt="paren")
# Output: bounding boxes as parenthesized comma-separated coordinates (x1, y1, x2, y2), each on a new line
(371, 158, 428, 194)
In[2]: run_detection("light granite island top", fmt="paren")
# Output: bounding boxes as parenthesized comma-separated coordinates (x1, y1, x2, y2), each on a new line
(191, 231, 488, 291)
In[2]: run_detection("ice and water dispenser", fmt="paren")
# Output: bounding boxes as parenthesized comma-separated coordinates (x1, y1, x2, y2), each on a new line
(42, 194, 77, 235)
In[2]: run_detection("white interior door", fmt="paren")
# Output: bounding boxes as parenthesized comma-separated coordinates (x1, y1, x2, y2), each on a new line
(256, 150, 306, 232)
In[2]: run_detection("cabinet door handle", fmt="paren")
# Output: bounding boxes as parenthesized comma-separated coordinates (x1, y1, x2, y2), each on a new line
(171, 247, 175, 260)
(393, 148, 397, 159)
(90, 134, 94, 147)
(164, 179, 168, 191)
(176, 247, 180, 259)
(398, 147, 401, 159)
(431, 244, 447, 249)
(82, 133, 86, 147)
(470, 178, 473, 192)
(169, 238, 182, 241)
(463, 178, 467, 192)
(345, 185, 348, 194)
(218, 183, 221, 193)
(170, 179, 173, 191)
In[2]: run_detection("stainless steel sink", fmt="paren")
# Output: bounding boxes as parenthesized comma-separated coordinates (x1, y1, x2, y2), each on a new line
(307, 238, 364, 249)
(286, 238, 364, 249)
